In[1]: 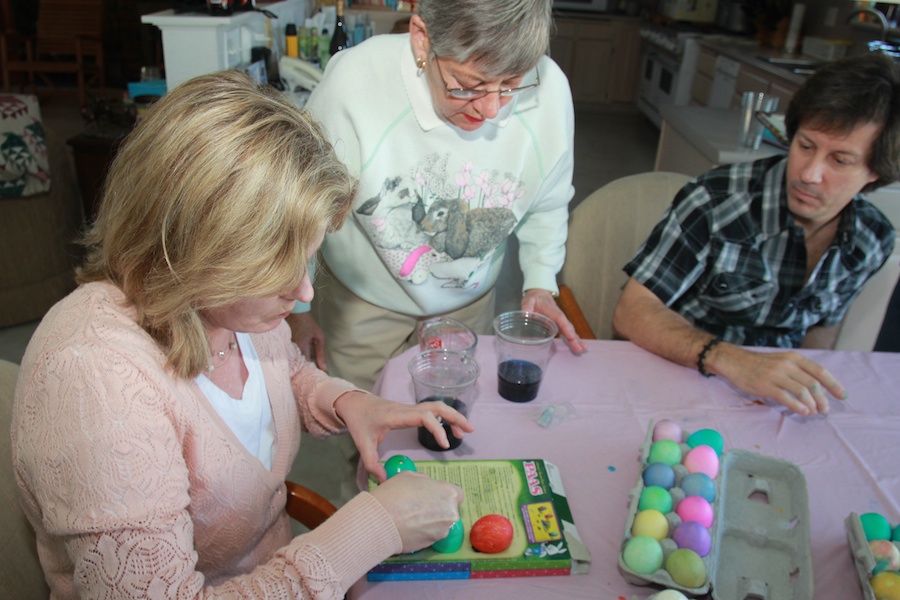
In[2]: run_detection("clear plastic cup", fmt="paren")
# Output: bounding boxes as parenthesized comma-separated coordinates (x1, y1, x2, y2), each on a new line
(408, 349, 480, 451)
(492, 311, 558, 403)
(418, 317, 478, 357)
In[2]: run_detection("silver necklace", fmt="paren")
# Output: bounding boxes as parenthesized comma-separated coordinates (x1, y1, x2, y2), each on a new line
(207, 334, 238, 372)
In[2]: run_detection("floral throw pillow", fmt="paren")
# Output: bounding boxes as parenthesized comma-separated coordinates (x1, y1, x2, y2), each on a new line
(0, 94, 50, 199)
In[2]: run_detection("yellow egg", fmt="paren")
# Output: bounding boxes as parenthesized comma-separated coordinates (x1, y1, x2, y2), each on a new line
(871, 571, 900, 600)
(632, 509, 669, 541)
(665, 548, 707, 588)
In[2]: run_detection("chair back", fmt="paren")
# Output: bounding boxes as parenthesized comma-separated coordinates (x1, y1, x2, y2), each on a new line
(35, 0, 105, 57)
(561, 172, 691, 340)
(0, 359, 50, 598)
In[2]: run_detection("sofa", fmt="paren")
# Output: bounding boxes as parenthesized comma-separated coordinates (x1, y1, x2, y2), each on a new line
(0, 94, 83, 328)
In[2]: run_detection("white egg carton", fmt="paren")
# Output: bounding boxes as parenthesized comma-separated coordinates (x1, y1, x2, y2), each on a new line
(846, 512, 900, 600)
(617, 421, 814, 599)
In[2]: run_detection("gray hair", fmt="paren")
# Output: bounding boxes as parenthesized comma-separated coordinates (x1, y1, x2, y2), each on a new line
(417, 0, 552, 77)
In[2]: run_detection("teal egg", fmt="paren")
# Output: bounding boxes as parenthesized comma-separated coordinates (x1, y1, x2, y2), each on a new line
(860, 512, 892, 541)
(638, 486, 673, 514)
(648, 439, 683, 466)
(384, 455, 417, 479)
(622, 535, 664, 574)
(431, 518, 464, 553)
(893, 523, 900, 542)
(680, 472, 717, 503)
(686, 429, 724, 456)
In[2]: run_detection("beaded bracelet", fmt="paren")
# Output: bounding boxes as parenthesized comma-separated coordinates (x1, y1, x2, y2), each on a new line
(697, 336, 723, 378)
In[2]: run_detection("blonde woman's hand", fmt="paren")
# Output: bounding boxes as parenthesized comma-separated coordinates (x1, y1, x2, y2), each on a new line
(334, 391, 474, 482)
(370, 471, 464, 553)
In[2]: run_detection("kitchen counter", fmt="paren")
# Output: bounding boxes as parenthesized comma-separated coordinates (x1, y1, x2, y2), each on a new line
(655, 103, 781, 175)
(696, 36, 810, 86)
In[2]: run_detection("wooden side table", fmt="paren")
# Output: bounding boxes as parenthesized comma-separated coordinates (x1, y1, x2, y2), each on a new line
(67, 133, 126, 220)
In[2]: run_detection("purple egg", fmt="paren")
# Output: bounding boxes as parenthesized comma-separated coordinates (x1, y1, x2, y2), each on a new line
(642, 462, 676, 490)
(672, 521, 711, 557)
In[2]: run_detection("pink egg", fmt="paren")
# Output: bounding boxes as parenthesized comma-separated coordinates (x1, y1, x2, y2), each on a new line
(676, 496, 714, 528)
(653, 419, 682, 442)
(683, 445, 719, 478)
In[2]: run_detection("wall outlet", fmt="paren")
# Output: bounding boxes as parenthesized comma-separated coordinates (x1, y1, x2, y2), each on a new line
(824, 7, 838, 28)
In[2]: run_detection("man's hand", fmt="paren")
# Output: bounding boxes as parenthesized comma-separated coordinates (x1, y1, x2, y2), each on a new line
(286, 312, 327, 371)
(333, 391, 475, 482)
(522, 288, 588, 354)
(704, 342, 847, 416)
(613, 278, 847, 416)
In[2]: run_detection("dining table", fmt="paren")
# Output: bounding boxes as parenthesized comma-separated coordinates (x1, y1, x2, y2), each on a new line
(348, 337, 900, 599)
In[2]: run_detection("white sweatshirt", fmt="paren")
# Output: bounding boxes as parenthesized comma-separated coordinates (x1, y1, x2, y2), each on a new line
(306, 33, 575, 316)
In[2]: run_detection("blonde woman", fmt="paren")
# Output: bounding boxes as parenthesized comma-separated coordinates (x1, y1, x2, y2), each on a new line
(12, 71, 469, 599)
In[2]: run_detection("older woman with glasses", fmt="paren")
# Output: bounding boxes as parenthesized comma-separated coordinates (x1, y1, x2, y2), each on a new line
(288, 0, 586, 399)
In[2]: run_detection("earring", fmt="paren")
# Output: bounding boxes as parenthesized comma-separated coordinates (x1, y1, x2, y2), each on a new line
(416, 56, 426, 70)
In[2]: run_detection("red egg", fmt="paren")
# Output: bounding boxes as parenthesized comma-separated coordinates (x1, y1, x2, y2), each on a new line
(470, 514, 514, 554)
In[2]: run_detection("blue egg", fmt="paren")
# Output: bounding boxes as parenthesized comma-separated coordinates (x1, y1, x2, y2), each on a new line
(680, 472, 716, 503)
(642, 462, 676, 490)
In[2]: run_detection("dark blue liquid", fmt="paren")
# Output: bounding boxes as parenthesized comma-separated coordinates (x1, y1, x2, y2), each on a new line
(498, 359, 542, 402)
(417, 397, 465, 451)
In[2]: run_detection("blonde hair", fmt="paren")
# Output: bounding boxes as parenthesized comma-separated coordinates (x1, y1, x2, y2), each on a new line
(78, 71, 355, 378)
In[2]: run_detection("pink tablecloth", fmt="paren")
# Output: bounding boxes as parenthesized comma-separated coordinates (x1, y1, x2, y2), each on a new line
(350, 338, 900, 599)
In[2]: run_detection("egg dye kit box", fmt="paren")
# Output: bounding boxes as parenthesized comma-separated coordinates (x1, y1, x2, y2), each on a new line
(366, 459, 591, 580)
(617, 420, 814, 598)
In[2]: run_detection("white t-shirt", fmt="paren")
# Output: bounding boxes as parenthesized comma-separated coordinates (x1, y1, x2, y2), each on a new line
(195, 333, 276, 470)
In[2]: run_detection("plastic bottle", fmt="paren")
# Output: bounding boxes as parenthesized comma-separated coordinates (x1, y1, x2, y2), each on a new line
(319, 29, 330, 69)
(298, 26, 309, 60)
(310, 27, 320, 67)
(329, 0, 350, 56)
(285, 23, 299, 58)
(353, 10, 366, 46)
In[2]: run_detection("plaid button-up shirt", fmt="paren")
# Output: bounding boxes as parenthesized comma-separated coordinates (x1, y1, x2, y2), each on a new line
(624, 155, 895, 348)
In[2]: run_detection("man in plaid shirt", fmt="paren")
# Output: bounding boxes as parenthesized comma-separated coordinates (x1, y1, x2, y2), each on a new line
(613, 53, 899, 417)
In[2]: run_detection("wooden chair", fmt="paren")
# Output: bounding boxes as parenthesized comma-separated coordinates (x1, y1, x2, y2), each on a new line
(285, 480, 338, 529)
(0, 0, 106, 107)
(556, 171, 692, 340)
(0, 359, 336, 598)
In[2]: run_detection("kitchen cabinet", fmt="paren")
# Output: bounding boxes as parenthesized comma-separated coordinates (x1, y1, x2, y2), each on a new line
(550, 16, 641, 108)
(689, 40, 801, 109)
(689, 46, 716, 105)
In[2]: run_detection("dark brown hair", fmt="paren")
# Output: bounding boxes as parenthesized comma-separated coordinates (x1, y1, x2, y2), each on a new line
(785, 52, 900, 192)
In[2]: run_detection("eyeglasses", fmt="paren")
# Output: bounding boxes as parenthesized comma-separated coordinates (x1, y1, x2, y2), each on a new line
(432, 55, 540, 100)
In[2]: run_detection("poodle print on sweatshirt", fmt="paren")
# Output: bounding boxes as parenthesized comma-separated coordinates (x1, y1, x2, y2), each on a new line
(356, 154, 519, 289)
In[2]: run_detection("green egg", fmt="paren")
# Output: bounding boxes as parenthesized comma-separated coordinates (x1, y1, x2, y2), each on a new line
(893, 523, 900, 542)
(648, 439, 682, 466)
(431, 518, 464, 553)
(665, 548, 707, 588)
(861, 512, 892, 541)
(638, 485, 673, 514)
(622, 535, 664, 574)
(384, 455, 417, 479)
(685, 429, 724, 456)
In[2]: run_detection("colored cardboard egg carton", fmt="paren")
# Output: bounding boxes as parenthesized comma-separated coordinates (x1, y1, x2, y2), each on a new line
(845, 512, 900, 600)
(617, 420, 814, 599)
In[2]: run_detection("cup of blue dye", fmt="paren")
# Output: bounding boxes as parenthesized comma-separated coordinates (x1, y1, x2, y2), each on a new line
(492, 311, 558, 402)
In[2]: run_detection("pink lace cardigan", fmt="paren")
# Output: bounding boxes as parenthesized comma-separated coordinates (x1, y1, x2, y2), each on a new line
(11, 282, 402, 598)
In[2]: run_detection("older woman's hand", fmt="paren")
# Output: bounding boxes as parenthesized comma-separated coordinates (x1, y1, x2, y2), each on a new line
(522, 288, 588, 354)
(334, 391, 474, 482)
